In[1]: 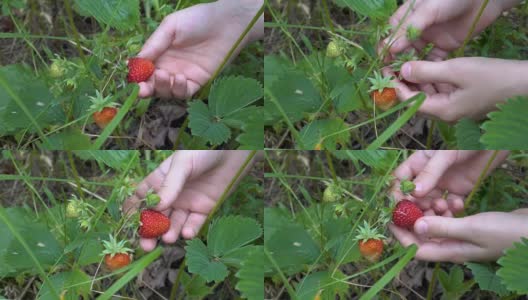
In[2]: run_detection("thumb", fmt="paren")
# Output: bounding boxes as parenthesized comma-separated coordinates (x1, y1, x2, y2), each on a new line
(138, 15, 178, 60)
(414, 216, 470, 241)
(400, 61, 454, 85)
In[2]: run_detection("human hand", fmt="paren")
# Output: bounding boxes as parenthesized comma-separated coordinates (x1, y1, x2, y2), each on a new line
(136, 0, 263, 99)
(390, 210, 528, 263)
(123, 150, 257, 251)
(383, 57, 528, 122)
(392, 150, 509, 217)
(382, 0, 506, 59)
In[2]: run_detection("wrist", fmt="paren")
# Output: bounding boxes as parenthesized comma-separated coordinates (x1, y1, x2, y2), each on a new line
(215, 0, 263, 43)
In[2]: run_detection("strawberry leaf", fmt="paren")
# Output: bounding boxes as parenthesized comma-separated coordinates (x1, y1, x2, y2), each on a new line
(207, 216, 262, 257)
(497, 237, 528, 294)
(235, 246, 264, 300)
(481, 97, 528, 149)
(333, 0, 396, 20)
(296, 270, 349, 300)
(188, 100, 231, 145)
(298, 118, 350, 149)
(74, 0, 139, 31)
(39, 269, 91, 300)
(465, 263, 510, 297)
(455, 118, 484, 150)
(185, 239, 229, 283)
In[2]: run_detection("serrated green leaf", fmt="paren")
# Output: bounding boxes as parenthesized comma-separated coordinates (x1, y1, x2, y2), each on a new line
(296, 270, 348, 300)
(209, 76, 263, 117)
(236, 118, 263, 150)
(0, 64, 65, 135)
(235, 246, 264, 300)
(264, 55, 293, 88)
(181, 272, 212, 299)
(185, 239, 228, 283)
(74, 0, 139, 31)
(188, 100, 231, 145)
(455, 118, 484, 149)
(497, 237, 528, 294)
(39, 269, 91, 300)
(465, 262, 510, 296)
(298, 118, 350, 149)
(41, 129, 92, 150)
(333, 0, 396, 19)
(73, 150, 138, 171)
(330, 150, 398, 173)
(481, 97, 528, 149)
(207, 216, 262, 257)
(265, 71, 322, 123)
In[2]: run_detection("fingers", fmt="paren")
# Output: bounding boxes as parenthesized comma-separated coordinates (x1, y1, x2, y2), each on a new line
(138, 14, 177, 61)
(412, 151, 458, 197)
(389, 1, 435, 54)
(414, 216, 471, 241)
(155, 153, 193, 211)
(154, 70, 173, 99)
(400, 61, 454, 85)
(162, 208, 188, 244)
(140, 238, 157, 252)
(182, 212, 207, 239)
(172, 73, 189, 99)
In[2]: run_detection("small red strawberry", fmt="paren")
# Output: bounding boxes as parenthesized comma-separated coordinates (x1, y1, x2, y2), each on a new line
(105, 253, 132, 271)
(127, 57, 155, 83)
(101, 235, 133, 271)
(356, 221, 385, 262)
(139, 209, 170, 238)
(392, 200, 424, 229)
(368, 71, 398, 111)
(93, 107, 118, 129)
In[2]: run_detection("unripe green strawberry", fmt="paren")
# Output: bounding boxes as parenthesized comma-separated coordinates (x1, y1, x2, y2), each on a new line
(146, 191, 161, 207)
(326, 41, 341, 58)
(66, 201, 80, 218)
(323, 184, 341, 202)
(400, 180, 415, 195)
(49, 61, 65, 78)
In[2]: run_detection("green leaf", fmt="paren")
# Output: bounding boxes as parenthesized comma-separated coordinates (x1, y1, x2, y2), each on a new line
(185, 239, 229, 283)
(330, 150, 399, 174)
(465, 262, 510, 296)
(74, 0, 139, 31)
(188, 100, 231, 145)
(333, 0, 397, 20)
(236, 117, 263, 150)
(497, 237, 528, 294)
(180, 272, 212, 299)
(0, 207, 63, 277)
(73, 150, 138, 171)
(264, 207, 294, 244)
(208, 76, 263, 117)
(207, 216, 262, 257)
(235, 246, 264, 300)
(455, 118, 484, 149)
(438, 265, 473, 300)
(264, 55, 293, 88)
(296, 270, 349, 300)
(41, 129, 92, 150)
(265, 222, 320, 275)
(265, 71, 322, 123)
(39, 269, 91, 300)
(0, 64, 65, 136)
(298, 118, 350, 149)
(481, 97, 528, 149)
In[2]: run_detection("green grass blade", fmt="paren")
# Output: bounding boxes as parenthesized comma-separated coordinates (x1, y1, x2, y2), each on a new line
(359, 244, 418, 300)
(91, 85, 139, 149)
(367, 93, 425, 149)
(96, 247, 163, 300)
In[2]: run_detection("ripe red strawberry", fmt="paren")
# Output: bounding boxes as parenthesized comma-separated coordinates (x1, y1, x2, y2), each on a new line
(139, 209, 170, 238)
(127, 57, 155, 83)
(93, 107, 118, 129)
(356, 221, 385, 262)
(101, 235, 133, 271)
(392, 200, 424, 229)
(359, 239, 384, 262)
(104, 253, 131, 271)
(368, 71, 398, 111)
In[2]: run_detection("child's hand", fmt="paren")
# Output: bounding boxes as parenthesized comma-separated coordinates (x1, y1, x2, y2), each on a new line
(384, 58, 528, 122)
(383, 0, 505, 58)
(136, 0, 263, 99)
(123, 150, 256, 251)
(392, 150, 508, 216)
(390, 210, 528, 263)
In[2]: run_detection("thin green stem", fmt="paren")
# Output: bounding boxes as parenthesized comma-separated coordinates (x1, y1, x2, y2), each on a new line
(324, 151, 338, 183)
(462, 150, 499, 212)
(264, 247, 299, 300)
(426, 121, 436, 150)
(426, 263, 440, 300)
(67, 151, 84, 199)
(454, 0, 489, 57)
(321, 0, 335, 33)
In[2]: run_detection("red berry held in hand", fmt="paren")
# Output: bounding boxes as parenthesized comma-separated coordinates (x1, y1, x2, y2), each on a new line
(392, 200, 424, 229)
(127, 57, 155, 83)
(139, 209, 170, 238)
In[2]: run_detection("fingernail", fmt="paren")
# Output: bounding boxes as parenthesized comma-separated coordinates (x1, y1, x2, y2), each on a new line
(401, 63, 411, 79)
(414, 182, 422, 192)
(415, 220, 428, 235)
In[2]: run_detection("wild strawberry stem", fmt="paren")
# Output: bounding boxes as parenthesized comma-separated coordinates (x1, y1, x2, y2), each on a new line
(461, 150, 500, 213)
(454, 0, 489, 57)
(426, 262, 440, 300)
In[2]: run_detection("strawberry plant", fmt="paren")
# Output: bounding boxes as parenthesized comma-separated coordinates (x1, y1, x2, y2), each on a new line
(263, 150, 528, 299)
(264, 0, 528, 149)
(0, 0, 263, 149)
(0, 150, 263, 299)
